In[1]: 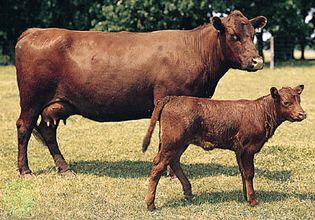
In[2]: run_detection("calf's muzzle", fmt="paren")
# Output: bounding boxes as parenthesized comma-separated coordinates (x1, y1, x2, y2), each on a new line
(295, 111, 307, 121)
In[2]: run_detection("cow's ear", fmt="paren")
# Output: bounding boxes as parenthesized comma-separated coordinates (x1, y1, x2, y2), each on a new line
(250, 16, 267, 29)
(212, 17, 224, 32)
(294, 85, 304, 95)
(270, 87, 280, 100)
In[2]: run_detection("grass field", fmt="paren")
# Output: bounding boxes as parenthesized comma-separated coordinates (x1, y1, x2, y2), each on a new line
(0, 63, 315, 219)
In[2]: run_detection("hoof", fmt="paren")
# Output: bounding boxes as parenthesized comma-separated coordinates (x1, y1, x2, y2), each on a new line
(147, 204, 156, 211)
(19, 170, 33, 178)
(59, 169, 76, 177)
(249, 199, 258, 207)
(184, 193, 193, 201)
(20, 173, 34, 179)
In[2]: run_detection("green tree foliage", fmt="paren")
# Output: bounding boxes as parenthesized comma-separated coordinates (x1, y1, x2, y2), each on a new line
(0, 0, 314, 63)
(0, 0, 100, 63)
(91, 0, 211, 32)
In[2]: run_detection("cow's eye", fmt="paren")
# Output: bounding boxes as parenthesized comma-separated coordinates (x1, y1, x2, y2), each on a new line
(283, 101, 292, 107)
(231, 34, 239, 41)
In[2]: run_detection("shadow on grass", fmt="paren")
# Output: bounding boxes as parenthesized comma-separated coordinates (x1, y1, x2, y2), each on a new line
(164, 190, 315, 209)
(36, 160, 291, 181)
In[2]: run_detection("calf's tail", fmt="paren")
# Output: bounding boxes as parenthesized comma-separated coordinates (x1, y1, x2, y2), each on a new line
(142, 96, 172, 152)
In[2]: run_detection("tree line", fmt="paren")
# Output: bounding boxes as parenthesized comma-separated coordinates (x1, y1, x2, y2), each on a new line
(0, 0, 314, 64)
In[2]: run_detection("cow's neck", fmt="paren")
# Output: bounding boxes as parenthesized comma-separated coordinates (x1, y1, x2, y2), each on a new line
(192, 25, 229, 97)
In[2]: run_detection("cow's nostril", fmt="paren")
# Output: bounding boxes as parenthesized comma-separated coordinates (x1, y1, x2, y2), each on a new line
(298, 112, 306, 119)
(252, 58, 258, 65)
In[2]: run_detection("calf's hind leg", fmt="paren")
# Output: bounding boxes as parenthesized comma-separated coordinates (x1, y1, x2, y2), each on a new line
(146, 152, 170, 211)
(169, 161, 192, 199)
(169, 145, 192, 199)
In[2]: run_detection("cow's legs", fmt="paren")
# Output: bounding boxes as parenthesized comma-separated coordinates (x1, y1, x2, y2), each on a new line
(146, 152, 169, 211)
(16, 109, 39, 176)
(241, 152, 257, 206)
(34, 120, 71, 173)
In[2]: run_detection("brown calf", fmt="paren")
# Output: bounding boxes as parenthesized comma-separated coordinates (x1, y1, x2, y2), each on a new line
(142, 85, 306, 211)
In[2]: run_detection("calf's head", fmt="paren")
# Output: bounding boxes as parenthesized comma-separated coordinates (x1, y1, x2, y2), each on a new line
(271, 85, 306, 122)
(212, 10, 267, 71)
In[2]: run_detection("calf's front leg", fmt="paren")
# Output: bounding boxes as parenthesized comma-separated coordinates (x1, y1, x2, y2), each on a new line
(241, 152, 257, 206)
(236, 152, 247, 201)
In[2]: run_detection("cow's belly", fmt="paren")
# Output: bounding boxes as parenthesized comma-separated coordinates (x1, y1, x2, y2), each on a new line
(55, 71, 154, 121)
(73, 94, 154, 122)
(59, 83, 154, 122)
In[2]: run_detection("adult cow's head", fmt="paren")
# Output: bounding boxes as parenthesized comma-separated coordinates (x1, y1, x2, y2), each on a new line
(212, 10, 267, 72)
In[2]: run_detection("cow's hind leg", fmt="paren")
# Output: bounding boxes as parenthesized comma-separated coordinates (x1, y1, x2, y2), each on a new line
(16, 108, 40, 176)
(34, 101, 76, 175)
(34, 120, 72, 174)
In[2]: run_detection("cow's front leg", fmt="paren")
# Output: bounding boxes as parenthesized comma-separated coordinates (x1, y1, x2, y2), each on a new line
(241, 152, 257, 206)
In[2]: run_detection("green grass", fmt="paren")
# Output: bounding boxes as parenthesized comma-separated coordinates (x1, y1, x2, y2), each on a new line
(0, 62, 315, 219)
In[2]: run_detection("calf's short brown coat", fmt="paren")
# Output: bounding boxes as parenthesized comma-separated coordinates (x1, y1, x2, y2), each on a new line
(142, 85, 306, 211)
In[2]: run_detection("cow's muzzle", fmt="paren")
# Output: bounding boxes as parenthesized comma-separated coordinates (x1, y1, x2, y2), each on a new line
(246, 57, 264, 71)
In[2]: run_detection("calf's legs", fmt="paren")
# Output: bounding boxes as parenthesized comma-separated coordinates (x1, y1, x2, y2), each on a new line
(169, 161, 192, 199)
(146, 153, 168, 211)
(237, 152, 257, 206)
(146, 144, 190, 211)
(236, 153, 247, 200)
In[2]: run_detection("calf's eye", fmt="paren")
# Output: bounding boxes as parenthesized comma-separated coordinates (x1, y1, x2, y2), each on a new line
(283, 101, 292, 107)
(231, 34, 239, 41)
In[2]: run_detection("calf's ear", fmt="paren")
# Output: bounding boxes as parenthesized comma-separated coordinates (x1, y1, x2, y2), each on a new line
(212, 17, 224, 32)
(294, 85, 304, 95)
(270, 87, 280, 100)
(250, 16, 267, 29)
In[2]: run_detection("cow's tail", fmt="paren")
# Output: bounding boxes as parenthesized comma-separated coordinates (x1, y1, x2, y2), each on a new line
(142, 96, 173, 153)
